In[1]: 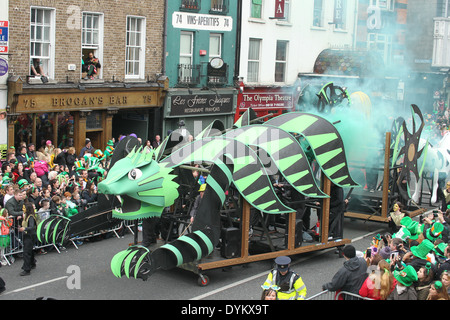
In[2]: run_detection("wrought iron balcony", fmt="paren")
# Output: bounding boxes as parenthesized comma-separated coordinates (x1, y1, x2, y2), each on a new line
(177, 64, 201, 85)
(180, 0, 201, 11)
(210, 0, 229, 14)
(207, 63, 228, 86)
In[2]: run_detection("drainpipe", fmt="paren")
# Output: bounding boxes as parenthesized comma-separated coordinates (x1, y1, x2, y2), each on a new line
(234, 0, 242, 82)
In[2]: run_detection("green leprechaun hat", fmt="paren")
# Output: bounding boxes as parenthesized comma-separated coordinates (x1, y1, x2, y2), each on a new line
(393, 265, 418, 287)
(434, 242, 448, 258)
(425, 222, 444, 242)
(400, 216, 420, 241)
(411, 239, 434, 260)
(18, 179, 29, 189)
(74, 160, 85, 171)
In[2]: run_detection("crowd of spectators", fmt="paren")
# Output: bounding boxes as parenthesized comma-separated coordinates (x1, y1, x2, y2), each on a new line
(423, 102, 450, 145)
(0, 134, 160, 265)
(321, 208, 450, 300)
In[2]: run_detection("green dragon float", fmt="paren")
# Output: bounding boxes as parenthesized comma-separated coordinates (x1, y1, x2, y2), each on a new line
(37, 109, 359, 280)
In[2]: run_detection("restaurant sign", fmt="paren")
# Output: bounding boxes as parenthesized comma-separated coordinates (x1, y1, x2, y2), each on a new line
(169, 93, 234, 116)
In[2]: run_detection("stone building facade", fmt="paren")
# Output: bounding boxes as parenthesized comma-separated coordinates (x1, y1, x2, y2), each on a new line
(6, 0, 167, 153)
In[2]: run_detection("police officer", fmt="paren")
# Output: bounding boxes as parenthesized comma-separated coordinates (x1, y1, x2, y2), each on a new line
(262, 256, 307, 300)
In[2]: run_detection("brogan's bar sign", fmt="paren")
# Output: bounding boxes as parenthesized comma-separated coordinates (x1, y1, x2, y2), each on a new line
(170, 93, 234, 116)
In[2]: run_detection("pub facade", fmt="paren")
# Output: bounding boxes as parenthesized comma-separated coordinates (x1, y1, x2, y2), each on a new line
(5, 0, 166, 154)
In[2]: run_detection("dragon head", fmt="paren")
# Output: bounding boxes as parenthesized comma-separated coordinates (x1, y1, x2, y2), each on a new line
(97, 147, 179, 220)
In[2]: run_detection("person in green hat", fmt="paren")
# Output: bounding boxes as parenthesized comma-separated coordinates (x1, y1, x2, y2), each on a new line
(387, 265, 418, 300)
(17, 179, 29, 190)
(420, 210, 448, 243)
(424, 221, 445, 242)
(403, 239, 436, 272)
(414, 262, 435, 300)
(427, 280, 450, 300)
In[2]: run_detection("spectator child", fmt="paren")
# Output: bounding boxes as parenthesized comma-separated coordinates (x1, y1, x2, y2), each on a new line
(0, 208, 13, 265)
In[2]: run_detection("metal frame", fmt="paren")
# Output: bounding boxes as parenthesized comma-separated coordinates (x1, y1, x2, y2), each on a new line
(344, 132, 425, 223)
(194, 176, 351, 274)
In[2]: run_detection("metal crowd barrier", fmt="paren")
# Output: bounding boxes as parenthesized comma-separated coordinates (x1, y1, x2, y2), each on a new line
(306, 290, 374, 301)
(1, 211, 58, 266)
(0, 205, 126, 266)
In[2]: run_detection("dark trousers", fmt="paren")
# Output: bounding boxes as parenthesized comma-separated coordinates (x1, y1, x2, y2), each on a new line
(22, 235, 36, 272)
(329, 210, 344, 239)
(141, 218, 159, 246)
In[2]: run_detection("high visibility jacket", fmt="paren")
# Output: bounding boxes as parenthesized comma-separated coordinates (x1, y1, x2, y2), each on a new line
(263, 269, 307, 300)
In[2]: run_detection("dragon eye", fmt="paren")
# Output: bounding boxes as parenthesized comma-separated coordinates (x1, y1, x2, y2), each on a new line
(128, 168, 142, 180)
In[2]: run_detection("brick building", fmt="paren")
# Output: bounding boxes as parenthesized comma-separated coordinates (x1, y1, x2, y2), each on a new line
(6, 0, 167, 154)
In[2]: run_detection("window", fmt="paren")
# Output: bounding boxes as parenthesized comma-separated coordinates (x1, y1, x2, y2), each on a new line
(82, 12, 103, 79)
(367, 33, 392, 65)
(251, 0, 263, 19)
(247, 38, 261, 83)
(209, 33, 222, 61)
(209, 33, 224, 83)
(282, 0, 291, 22)
(30, 7, 54, 78)
(275, 41, 288, 82)
(437, 0, 450, 17)
(370, 0, 395, 11)
(334, 0, 347, 29)
(313, 0, 324, 27)
(125, 16, 146, 79)
(211, 0, 228, 13)
(179, 31, 196, 83)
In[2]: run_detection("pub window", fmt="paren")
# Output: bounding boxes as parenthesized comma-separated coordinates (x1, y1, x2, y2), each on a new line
(125, 16, 146, 79)
(313, 0, 324, 27)
(251, 0, 263, 19)
(275, 40, 288, 83)
(30, 7, 55, 79)
(247, 38, 261, 83)
(86, 111, 102, 130)
(82, 12, 104, 79)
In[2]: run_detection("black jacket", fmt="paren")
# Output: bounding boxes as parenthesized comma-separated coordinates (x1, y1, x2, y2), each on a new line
(323, 257, 368, 298)
(5, 196, 24, 217)
(330, 185, 345, 214)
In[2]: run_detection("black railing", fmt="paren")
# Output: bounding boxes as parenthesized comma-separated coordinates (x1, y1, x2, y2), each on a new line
(180, 0, 201, 11)
(210, 0, 229, 14)
(208, 64, 228, 86)
(178, 64, 201, 85)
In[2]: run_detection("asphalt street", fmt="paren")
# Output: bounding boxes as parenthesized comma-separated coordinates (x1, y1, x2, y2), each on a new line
(0, 215, 399, 301)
